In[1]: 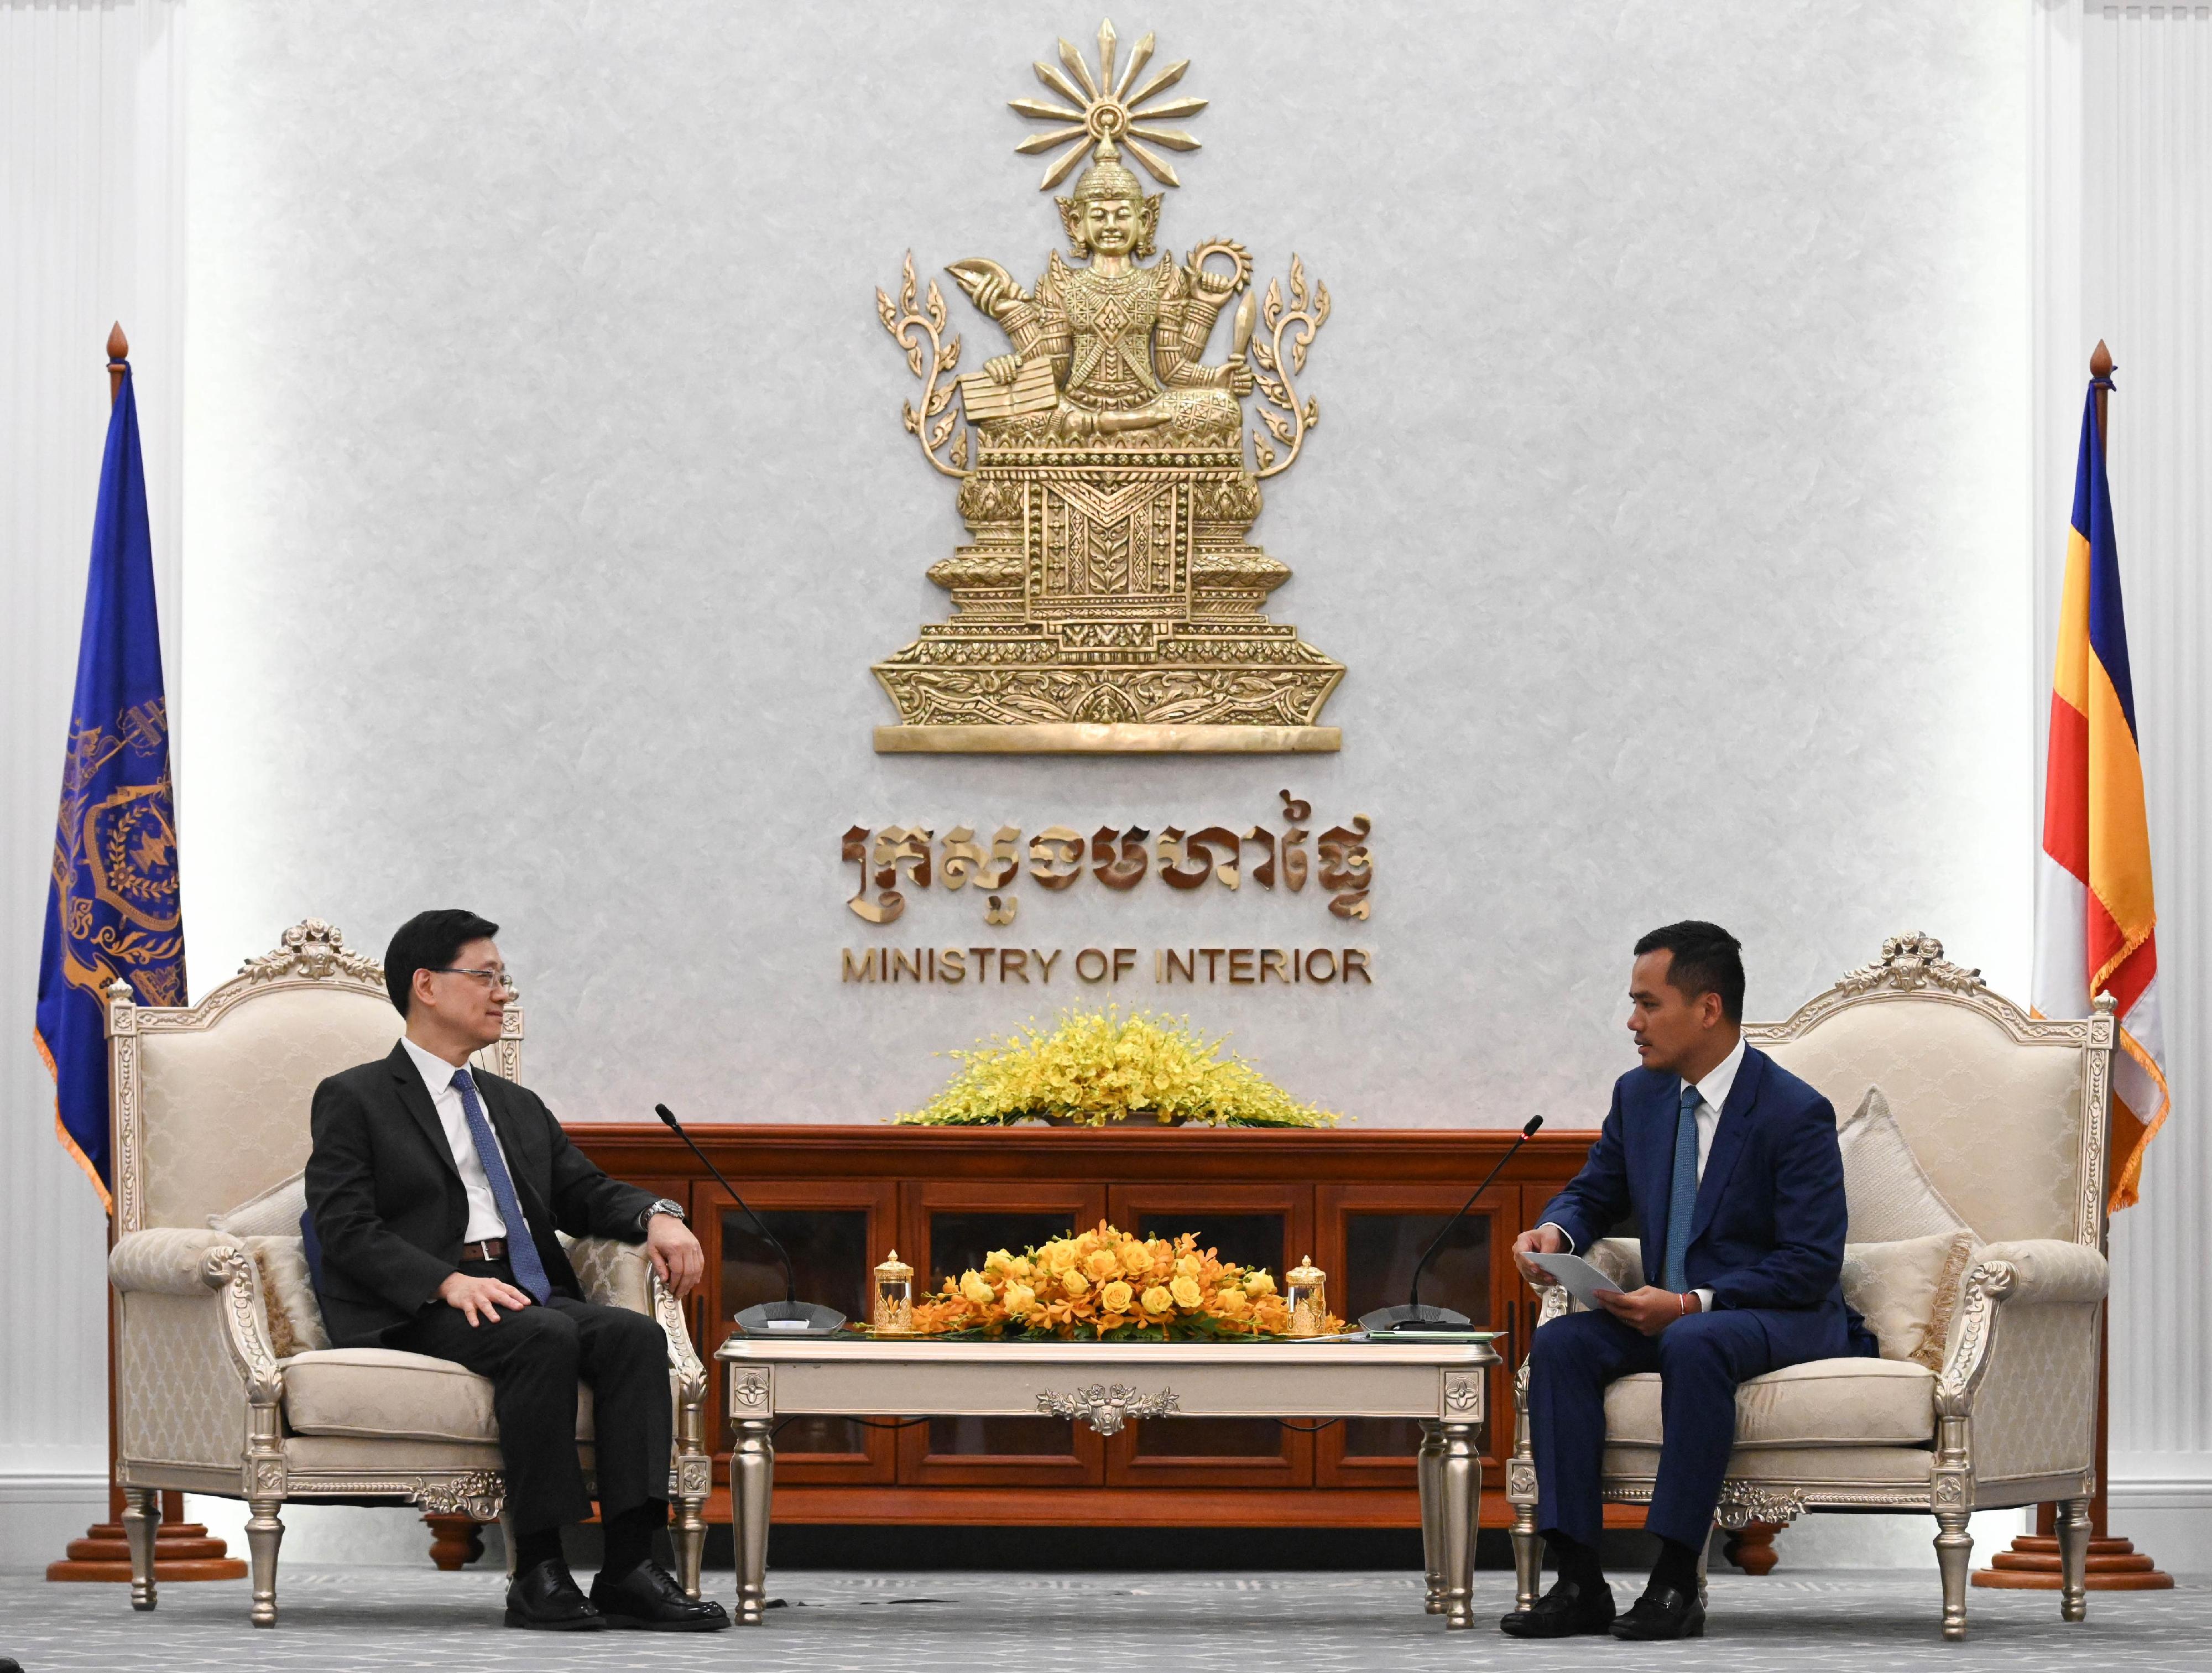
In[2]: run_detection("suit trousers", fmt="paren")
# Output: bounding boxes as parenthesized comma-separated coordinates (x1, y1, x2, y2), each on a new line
(1527, 1307, 1789, 1552)
(387, 1259, 671, 1536)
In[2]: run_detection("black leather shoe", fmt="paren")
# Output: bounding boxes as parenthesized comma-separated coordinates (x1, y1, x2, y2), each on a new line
(1499, 1576, 1616, 1638)
(591, 1560, 733, 1632)
(1610, 1582, 1705, 1640)
(504, 1557, 607, 1630)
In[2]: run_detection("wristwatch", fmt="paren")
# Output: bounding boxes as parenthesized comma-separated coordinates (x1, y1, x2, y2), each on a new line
(640, 1197, 686, 1232)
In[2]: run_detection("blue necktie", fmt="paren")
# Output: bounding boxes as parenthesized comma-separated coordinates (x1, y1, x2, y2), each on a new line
(451, 1067, 551, 1304)
(1660, 1083, 1700, 1293)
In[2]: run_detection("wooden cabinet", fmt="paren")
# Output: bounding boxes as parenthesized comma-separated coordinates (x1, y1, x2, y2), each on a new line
(567, 1122, 1599, 1530)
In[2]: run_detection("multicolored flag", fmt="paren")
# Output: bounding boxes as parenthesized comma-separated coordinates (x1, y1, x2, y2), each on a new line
(33, 355, 185, 1206)
(2033, 374, 2167, 1210)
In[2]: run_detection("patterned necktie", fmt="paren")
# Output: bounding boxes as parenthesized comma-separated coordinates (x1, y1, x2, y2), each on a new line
(1660, 1083, 1701, 1293)
(451, 1067, 550, 1304)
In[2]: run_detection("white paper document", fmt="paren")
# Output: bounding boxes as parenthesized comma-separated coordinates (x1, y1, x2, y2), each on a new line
(1526, 1252, 1627, 1311)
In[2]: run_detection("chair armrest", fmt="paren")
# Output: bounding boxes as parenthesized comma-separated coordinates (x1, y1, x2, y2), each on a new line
(1978, 1239, 2107, 1306)
(562, 1235, 707, 1404)
(110, 1227, 241, 1294)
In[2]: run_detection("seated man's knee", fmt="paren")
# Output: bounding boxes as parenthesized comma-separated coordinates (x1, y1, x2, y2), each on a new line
(1530, 1309, 1607, 1372)
(1654, 1310, 1732, 1368)
(506, 1304, 582, 1362)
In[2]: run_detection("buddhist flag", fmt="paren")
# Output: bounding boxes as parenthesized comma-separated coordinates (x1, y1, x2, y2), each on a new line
(32, 355, 185, 1206)
(2033, 376, 2167, 1210)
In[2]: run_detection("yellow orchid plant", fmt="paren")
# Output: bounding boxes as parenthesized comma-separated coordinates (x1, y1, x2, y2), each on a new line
(895, 1007, 1340, 1129)
(910, 1221, 1347, 1342)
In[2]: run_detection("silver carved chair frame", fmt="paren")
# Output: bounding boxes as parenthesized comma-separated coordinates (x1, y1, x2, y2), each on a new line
(103, 919, 712, 1627)
(1505, 933, 2114, 1640)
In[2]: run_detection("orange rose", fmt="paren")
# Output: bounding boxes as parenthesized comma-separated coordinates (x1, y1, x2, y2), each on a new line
(1086, 1248, 1122, 1281)
(1119, 1241, 1155, 1276)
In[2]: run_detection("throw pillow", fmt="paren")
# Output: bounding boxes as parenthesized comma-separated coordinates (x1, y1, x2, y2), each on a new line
(210, 1171, 309, 1239)
(241, 1236, 331, 1359)
(1837, 1086, 1975, 1242)
(1839, 1230, 1979, 1369)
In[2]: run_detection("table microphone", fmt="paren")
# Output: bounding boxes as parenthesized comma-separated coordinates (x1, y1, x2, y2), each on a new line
(653, 1103, 846, 1336)
(1360, 1114, 1544, 1334)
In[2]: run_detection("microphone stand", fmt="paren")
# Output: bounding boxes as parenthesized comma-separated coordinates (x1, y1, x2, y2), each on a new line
(1360, 1115, 1544, 1334)
(655, 1103, 846, 1336)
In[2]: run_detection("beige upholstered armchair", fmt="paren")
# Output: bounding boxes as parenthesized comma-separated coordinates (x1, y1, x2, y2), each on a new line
(1506, 932, 2115, 1640)
(104, 919, 711, 1627)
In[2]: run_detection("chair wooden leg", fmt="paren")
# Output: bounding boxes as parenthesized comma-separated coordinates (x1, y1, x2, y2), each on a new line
(672, 1490, 707, 1601)
(2058, 1495, 2092, 1622)
(1934, 1509, 1973, 1640)
(422, 1513, 483, 1570)
(245, 1497, 284, 1628)
(122, 1486, 159, 1612)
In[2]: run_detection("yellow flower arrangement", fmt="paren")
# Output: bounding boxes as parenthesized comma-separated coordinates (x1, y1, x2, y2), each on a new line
(909, 1221, 1348, 1342)
(895, 1007, 1342, 1129)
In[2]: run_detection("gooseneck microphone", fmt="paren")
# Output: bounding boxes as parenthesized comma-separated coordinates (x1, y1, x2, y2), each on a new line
(1361, 1114, 1545, 1334)
(654, 1103, 845, 1336)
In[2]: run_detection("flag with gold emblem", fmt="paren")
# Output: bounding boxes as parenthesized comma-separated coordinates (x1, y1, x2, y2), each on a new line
(33, 356, 185, 1205)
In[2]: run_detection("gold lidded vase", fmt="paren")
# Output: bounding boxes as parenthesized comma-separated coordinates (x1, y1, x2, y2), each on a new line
(1285, 1255, 1328, 1338)
(873, 1249, 916, 1335)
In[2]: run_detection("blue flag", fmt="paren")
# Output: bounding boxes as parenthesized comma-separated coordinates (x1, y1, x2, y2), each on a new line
(33, 364, 185, 1205)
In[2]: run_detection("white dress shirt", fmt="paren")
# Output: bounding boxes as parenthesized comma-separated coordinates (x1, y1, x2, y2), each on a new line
(1545, 1033, 1746, 1314)
(400, 1034, 512, 1242)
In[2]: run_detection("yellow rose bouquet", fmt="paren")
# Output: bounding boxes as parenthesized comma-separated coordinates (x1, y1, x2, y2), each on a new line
(909, 1221, 1347, 1342)
(895, 1007, 1341, 1129)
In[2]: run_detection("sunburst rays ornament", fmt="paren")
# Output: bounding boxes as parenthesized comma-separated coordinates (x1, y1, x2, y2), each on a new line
(1009, 18, 1207, 190)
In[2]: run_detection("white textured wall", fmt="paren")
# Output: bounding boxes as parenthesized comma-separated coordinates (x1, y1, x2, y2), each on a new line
(0, 0, 187, 1568)
(179, 1, 2035, 1135)
(2038, 0, 2212, 1563)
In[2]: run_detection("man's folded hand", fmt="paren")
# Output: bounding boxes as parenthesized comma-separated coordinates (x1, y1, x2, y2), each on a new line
(1594, 1285, 1697, 1337)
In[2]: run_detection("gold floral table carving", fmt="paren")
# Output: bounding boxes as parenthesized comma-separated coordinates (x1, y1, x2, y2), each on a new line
(715, 1335, 1499, 1628)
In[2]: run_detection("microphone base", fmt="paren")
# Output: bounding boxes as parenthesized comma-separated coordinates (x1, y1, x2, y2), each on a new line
(735, 1299, 849, 1337)
(1359, 1304, 1474, 1333)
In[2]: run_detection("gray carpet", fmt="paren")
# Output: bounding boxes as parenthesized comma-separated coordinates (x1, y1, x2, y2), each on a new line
(2, 1567, 2200, 1671)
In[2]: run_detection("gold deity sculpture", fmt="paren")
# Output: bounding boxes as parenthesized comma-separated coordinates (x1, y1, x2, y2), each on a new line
(872, 20, 1343, 753)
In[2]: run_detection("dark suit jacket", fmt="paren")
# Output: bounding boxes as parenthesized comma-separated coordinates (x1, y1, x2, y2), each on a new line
(1537, 1045, 1871, 1364)
(305, 1044, 656, 1347)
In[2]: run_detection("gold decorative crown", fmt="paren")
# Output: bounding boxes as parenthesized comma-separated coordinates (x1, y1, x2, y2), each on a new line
(1009, 18, 1206, 191)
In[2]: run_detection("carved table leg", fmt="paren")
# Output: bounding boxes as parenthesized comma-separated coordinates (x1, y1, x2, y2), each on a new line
(422, 1514, 483, 1570)
(1934, 1508, 1973, 1641)
(1723, 1519, 1781, 1574)
(2057, 1495, 2091, 1622)
(122, 1486, 159, 1612)
(245, 1497, 285, 1629)
(1437, 1422, 1481, 1630)
(732, 1417, 774, 1626)
(1417, 1421, 1444, 1613)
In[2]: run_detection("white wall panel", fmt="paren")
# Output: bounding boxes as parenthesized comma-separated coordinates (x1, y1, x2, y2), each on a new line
(177, 0, 2034, 1133)
(2054, 2, 2212, 1490)
(0, 0, 188, 1562)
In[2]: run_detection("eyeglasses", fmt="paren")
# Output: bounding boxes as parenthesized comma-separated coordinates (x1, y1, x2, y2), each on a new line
(432, 966, 517, 995)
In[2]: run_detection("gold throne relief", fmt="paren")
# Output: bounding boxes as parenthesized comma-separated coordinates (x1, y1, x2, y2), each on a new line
(870, 20, 1343, 755)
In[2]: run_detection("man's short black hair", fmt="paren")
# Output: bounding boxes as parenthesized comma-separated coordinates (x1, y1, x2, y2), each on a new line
(1634, 920, 1745, 1024)
(385, 909, 500, 1017)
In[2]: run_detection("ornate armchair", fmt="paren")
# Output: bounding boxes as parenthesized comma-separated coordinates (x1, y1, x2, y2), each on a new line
(1506, 933, 2114, 1640)
(104, 920, 711, 1627)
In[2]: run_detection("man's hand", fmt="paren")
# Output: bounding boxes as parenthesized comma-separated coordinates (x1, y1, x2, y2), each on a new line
(645, 1214, 706, 1300)
(437, 1270, 534, 1327)
(1512, 1224, 1568, 1287)
(1595, 1285, 1699, 1338)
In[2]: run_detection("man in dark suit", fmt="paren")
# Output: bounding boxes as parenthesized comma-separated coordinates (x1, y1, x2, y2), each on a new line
(1501, 921, 1873, 1642)
(306, 909, 727, 1633)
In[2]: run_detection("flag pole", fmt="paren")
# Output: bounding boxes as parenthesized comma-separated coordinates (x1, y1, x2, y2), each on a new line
(1975, 341, 2171, 1594)
(46, 326, 244, 1586)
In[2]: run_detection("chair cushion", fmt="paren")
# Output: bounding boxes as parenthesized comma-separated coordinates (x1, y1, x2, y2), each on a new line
(1603, 1356, 1936, 1448)
(280, 1348, 593, 1444)
(242, 1236, 332, 1358)
(1837, 1085, 1976, 1242)
(210, 1171, 309, 1238)
(1841, 1231, 1977, 1369)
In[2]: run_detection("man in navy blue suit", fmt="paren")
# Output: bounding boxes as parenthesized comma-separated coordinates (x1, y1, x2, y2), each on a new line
(1501, 921, 1874, 1641)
